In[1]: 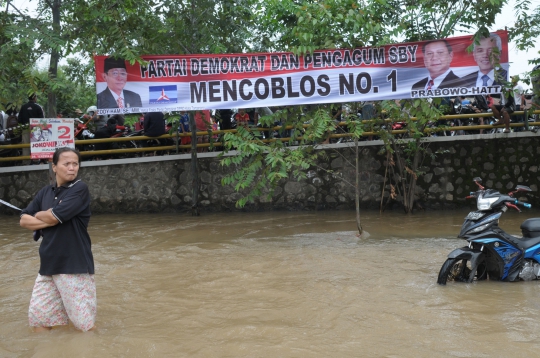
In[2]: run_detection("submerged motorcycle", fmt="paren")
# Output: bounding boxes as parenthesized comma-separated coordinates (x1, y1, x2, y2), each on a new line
(437, 177, 540, 284)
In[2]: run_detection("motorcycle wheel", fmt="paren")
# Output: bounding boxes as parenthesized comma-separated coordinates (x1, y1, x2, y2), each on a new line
(437, 257, 487, 285)
(118, 137, 143, 158)
(0, 148, 22, 167)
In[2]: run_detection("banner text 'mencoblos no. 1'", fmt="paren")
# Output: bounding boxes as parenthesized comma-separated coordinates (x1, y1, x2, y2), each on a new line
(94, 30, 509, 114)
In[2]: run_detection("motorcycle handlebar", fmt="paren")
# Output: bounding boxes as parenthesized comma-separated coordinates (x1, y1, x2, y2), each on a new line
(515, 200, 532, 208)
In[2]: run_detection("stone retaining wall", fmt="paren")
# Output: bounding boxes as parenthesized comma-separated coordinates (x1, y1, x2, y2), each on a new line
(1, 133, 539, 214)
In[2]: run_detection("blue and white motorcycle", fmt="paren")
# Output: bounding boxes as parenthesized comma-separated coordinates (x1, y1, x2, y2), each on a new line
(437, 177, 540, 284)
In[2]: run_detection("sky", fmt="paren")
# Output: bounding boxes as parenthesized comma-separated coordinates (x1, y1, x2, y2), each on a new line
(9, 0, 540, 90)
(493, 0, 540, 89)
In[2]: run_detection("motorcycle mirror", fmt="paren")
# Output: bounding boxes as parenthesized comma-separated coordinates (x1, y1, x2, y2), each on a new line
(473, 177, 482, 183)
(516, 185, 532, 192)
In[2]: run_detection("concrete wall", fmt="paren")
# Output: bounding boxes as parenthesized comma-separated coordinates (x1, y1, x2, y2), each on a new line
(1, 132, 539, 215)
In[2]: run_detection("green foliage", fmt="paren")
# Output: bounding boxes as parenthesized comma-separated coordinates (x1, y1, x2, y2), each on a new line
(256, 0, 510, 53)
(393, 0, 506, 41)
(374, 98, 445, 212)
(249, 2, 525, 220)
(220, 121, 320, 207)
(507, 0, 539, 51)
(2, 0, 539, 211)
(1, 0, 535, 115)
(0, 0, 262, 113)
(0, 10, 41, 110)
(21, 63, 96, 117)
(259, 0, 401, 52)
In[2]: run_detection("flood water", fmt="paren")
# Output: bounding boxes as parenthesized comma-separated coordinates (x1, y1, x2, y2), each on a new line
(2, 209, 540, 357)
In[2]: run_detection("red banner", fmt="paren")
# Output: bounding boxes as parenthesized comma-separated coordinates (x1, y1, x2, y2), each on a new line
(94, 31, 509, 114)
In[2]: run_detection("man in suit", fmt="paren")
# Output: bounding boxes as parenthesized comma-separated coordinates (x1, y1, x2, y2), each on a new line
(97, 57, 142, 109)
(460, 33, 508, 88)
(412, 40, 464, 91)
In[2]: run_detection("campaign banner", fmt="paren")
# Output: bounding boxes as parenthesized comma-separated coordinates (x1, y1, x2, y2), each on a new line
(94, 31, 509, 114)
(29, 118, 75, 159)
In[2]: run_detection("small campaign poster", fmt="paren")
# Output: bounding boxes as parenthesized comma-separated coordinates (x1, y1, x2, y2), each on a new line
(29, 118, 75, 159)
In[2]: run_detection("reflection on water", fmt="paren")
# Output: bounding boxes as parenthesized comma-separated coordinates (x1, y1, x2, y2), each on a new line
(2, 209, 540, 357)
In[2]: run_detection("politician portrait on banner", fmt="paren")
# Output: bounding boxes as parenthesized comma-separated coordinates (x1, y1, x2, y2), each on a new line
(94, 31, 509, 114)
(460, 32, 508, 88)
(97, 57, 143, 111)
(410, 40, 465, 92)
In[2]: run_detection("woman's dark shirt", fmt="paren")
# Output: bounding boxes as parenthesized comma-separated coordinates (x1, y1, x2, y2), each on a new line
(21, 179, 94, 275)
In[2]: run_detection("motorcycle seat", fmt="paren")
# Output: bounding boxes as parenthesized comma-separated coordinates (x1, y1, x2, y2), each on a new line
(521, 218, 540, 238)
(517, 236, 540, 249)
(498, 230, 540, 250)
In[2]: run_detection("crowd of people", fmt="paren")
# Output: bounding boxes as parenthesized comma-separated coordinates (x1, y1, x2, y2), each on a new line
(0, 88, 536, 164)
(0, 98, 270, 161)
(447, 75, 529, 135)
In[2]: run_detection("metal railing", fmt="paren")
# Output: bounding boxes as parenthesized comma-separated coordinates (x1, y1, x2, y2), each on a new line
(1, 110, 539, 163)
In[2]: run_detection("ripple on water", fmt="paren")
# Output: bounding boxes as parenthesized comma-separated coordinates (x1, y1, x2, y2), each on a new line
(2, 211, 540, 356)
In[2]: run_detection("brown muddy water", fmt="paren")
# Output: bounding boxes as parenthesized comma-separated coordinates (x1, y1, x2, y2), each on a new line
(2, 209, 540, 357)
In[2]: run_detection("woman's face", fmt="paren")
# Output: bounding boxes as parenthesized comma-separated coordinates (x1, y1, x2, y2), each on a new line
(53, 151, 79, 186)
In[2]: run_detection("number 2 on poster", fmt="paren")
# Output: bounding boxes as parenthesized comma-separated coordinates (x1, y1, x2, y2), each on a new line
(58, 126, 71, 139)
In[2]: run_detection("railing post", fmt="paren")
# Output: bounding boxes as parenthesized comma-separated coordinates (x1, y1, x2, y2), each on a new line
(189, 112, 200, 216)
(175, 121, 180, 154)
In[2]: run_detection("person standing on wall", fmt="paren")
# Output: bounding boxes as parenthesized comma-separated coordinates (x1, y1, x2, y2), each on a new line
(142, 112, 167, 154)
(216, 109, 233, 130)
(17, 93, 44, 164)
(19, 147, 96, 332)
(491, 88, 515, 133)
(512, 76, 526, 131)
(195, 110, 212, 152)
(83, 106, 107, 131)
(234, 108, 250, 129)
(178, 111, 192, 151)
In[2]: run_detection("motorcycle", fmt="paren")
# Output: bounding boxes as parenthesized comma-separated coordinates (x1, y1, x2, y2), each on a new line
(0, 136, 22, 167)
(110, 124, 146, 157)
(437, 177, 540, 284)
(525, 111, 539, 133)
(74, 118, 95, 154)
(486, 116, 509, 134)
(0, 117, 23, 166)
(75, 118, 95, 140)
(391, 120, 408, 138)
(452, 102, 477, 135)
(138, 122, 174, 155)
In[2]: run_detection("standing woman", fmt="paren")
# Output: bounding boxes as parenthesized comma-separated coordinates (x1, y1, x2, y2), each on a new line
(20, 147, 96, 332)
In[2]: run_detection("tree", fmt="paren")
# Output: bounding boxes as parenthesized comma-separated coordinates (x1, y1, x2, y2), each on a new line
(376, 99, 446, 213)
(219, 0, 517, 223)
(508, 0, 540, 104)
(0, 0, 260, 115)
(508, 0, 540, 54)
(3, 0, 538, 219)
(35, 60, 97, 116)
(0, 5, 42, 111)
